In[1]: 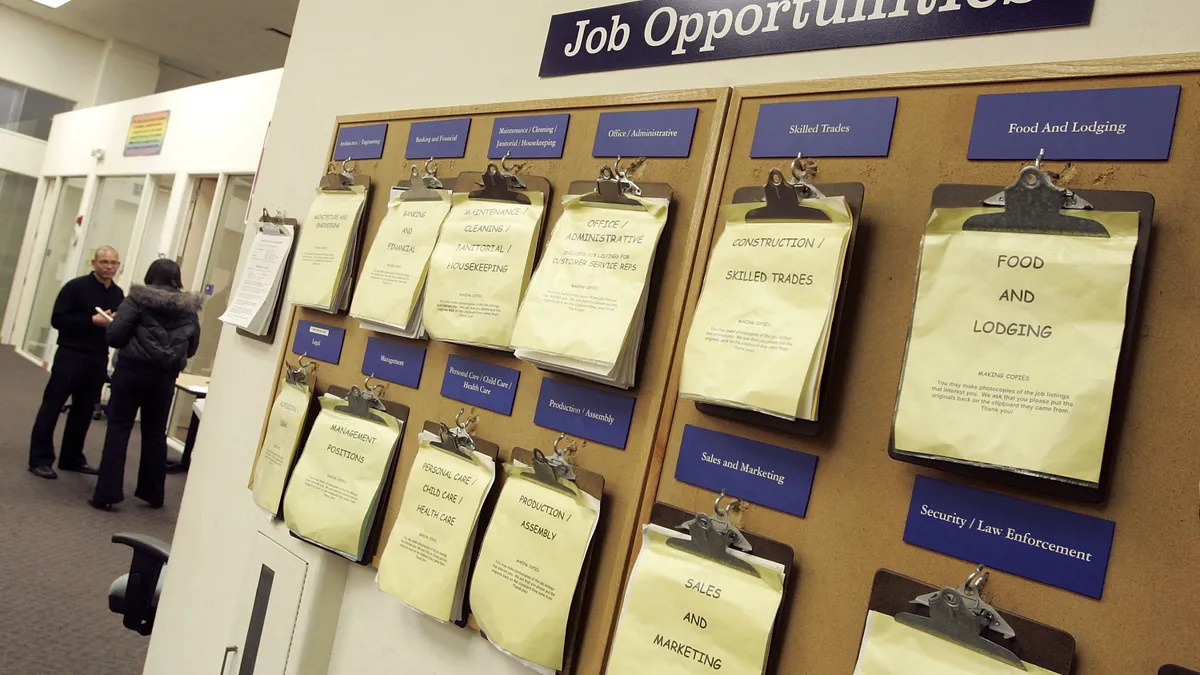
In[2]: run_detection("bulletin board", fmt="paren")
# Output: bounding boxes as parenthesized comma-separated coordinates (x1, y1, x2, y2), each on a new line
(251, 88, 731, 673)
(647, 56, 1200, 674)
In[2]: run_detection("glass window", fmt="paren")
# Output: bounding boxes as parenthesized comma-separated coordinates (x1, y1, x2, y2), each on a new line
(0, 169, 38, 319)
(78, 176, 145, 279)
(23, 177, 86, 360)
(0, 77, 75, 141)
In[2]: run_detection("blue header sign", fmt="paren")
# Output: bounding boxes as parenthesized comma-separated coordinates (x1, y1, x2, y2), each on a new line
(440, 354, 520, 415)
(489, 114, 571, 159)
(968, 85, 1182, 161)
(362, 337, 426, 389)
(593, 108, 698, 157)
(406, 118, 471, 159)
(904, 475, 1115, 599)
(751, 97, 898, 158)
(333, 123, 388, 161)
(291, 321, 345, 365)
(534, 378, 636, 449)
(675, 425, 817, 518)
(540, 0, 1095, 77)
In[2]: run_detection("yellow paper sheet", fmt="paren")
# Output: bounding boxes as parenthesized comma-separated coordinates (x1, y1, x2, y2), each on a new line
(282, 395, 402, 559)
(377, 432, 495, 622)
(894, 207, 1138, 483)
(469, 463, 600, 671)
(679, 199, 853, 420)
(607, 524, 785, 675)
(289, 188, 367, 308)
(423, 192, 546, 348)
(251, 382, 313, 515)
(350, 192, 452, 328)
(510, 195, 669, 365)
(854, 611, 1053, 674)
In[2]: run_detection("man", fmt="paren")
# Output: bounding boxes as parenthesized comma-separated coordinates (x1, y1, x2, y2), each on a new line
(28, 246, 125, 479)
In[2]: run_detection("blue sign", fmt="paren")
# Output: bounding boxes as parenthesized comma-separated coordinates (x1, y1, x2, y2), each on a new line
(751, 97, 898, 158)
(904, 475, 1115, 599)
(406, 118, 471, 159)
(291, 321, 345, 365)
(968, 85, 1182, 161)
(362, 337, 426, 389)
(534, 378, 636, 449)
(489, 113, 571, 159)
(593, 108, 698, 158)
(333, 123, 388, 161)
(540, 1, 1095, 77)
(203, 283, 214, 296)
(675, 425, 817, 518)
(440, 354, 520, 415)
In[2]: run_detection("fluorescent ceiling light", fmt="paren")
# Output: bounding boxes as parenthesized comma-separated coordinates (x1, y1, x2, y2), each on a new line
(31, 0, 73, 7)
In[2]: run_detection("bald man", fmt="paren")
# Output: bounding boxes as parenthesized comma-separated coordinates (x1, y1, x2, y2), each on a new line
(29, 246, 125, 479)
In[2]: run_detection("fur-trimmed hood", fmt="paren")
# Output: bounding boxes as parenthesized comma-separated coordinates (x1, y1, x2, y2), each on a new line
(128, 284, 204, 314)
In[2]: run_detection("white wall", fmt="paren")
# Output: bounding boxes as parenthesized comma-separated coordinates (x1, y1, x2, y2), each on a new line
(0, 128, 46, 177)
(145, 1, 1200, 674)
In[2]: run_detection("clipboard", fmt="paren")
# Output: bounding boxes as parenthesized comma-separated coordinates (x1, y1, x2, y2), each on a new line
(694, 182, 866, 437)
(236, 212, 301, 344)
(477, 446, 603, 674)
(649, 501, 796, 675)
(418, 419, 501, 629)
(287, 384, 409, 564)
(259, 368, 323, 518)
(864, 569, 1075, 673)
(888, 183, 1153, 503)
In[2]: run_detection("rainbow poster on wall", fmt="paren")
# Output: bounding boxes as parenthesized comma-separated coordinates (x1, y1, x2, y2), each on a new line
(124, 111, 170, 157)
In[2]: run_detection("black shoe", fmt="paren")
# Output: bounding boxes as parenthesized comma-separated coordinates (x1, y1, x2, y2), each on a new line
(29, 465, 58, 480)
(60, 462, 99, 475)
(165, 461, 189, 475)
(87, 498, 114, 511)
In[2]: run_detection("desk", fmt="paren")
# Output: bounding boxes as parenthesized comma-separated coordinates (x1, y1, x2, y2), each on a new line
(168, 374, 211, 473)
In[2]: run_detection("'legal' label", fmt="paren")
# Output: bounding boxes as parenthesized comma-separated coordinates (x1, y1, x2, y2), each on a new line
(904, 475, 1115, 599)
(292, 321, 345, 365)
(534, 377, 635, 449)
(362, 337, 426, 389)
(489, 113, 571, 159)
(439, 354, 520, 415)
(407, 118, 471, 159)
(968, 85, 1181, 161)
(593, 108, 698, 158)
(751, 97, 898, 158)
(675, 425, 817, 518)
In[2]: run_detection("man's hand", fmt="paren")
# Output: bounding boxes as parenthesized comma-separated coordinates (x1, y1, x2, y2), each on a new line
(92, 311, 113, 327)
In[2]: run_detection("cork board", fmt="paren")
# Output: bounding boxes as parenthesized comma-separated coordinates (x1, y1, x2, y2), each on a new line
(648, 63, 1200, 674)
(252, 88, 731, 674)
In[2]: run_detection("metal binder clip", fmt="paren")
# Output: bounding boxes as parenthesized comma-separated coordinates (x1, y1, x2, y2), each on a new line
(582, 156, 644, 207)
(981, 148, 1094, 212)
(400, 164, 445, 202)
(666, 491, 758, 575)
(545, 432, 578, 481)
(431, 411, 478, 460)
(334, 380, 386, 423)
(520, 448, 576, 495)
(499, 151, 527, 189)
(471, 157, 531, 204)
(896, 565, 1026, 670)
(423, 158, 443, 188)
(746, 153, 830, 222)
(285, 356, 315, 386)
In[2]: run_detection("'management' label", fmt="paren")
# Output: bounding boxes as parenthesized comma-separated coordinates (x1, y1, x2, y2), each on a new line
(362, 337, 426, 389)
(904, 475, 1115, 599)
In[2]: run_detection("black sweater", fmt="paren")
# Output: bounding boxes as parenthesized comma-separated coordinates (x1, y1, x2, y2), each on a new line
(108, 285, 202, 375)
(51, 274, 124, 355)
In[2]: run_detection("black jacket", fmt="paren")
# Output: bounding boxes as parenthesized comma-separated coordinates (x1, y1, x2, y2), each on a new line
(108, 285, 203, 374)
(51, 274, 124, 355)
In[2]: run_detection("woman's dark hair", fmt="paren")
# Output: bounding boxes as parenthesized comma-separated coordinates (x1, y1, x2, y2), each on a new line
(144, 258, 184, 290)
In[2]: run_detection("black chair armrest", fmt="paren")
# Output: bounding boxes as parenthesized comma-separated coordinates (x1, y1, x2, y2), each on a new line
(112, 533, 171, 564)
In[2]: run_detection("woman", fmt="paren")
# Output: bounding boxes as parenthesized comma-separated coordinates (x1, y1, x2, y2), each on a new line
(91, 259, 201, 510)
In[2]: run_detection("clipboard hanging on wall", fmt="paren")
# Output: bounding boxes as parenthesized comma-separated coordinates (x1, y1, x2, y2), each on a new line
(230, 208, 301, 343)
(889, 156, 1153, 502)
(606, 500, 795, 675)
(288, 160, 374, 314)
(857, 568, 1075, 674)
(683, 154, 865, 436)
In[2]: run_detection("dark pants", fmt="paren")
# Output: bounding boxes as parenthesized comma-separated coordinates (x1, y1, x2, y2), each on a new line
(93, 366, 175, 506)
(29, 347, 108, 469)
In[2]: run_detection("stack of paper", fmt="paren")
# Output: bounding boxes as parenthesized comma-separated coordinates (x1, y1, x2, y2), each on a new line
(218, 223, 295, 335)
(510, 194, 670, 389)
(351, 186, 452, 338)
(376, 429, 496, 623)
(680, 198, 854, 421)
(422, 193, 547, 350)
(282, 393, 403, 562)
(288, 187, 368, 313)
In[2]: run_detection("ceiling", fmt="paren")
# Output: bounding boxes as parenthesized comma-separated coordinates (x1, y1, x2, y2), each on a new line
(0, 0, 298, 82)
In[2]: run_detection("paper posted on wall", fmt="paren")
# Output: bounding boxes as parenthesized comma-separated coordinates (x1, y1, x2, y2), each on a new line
(219, 223, 295, 335)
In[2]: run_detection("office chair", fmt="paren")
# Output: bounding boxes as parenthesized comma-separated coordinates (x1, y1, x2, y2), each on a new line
(108, 533, 170, 636)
